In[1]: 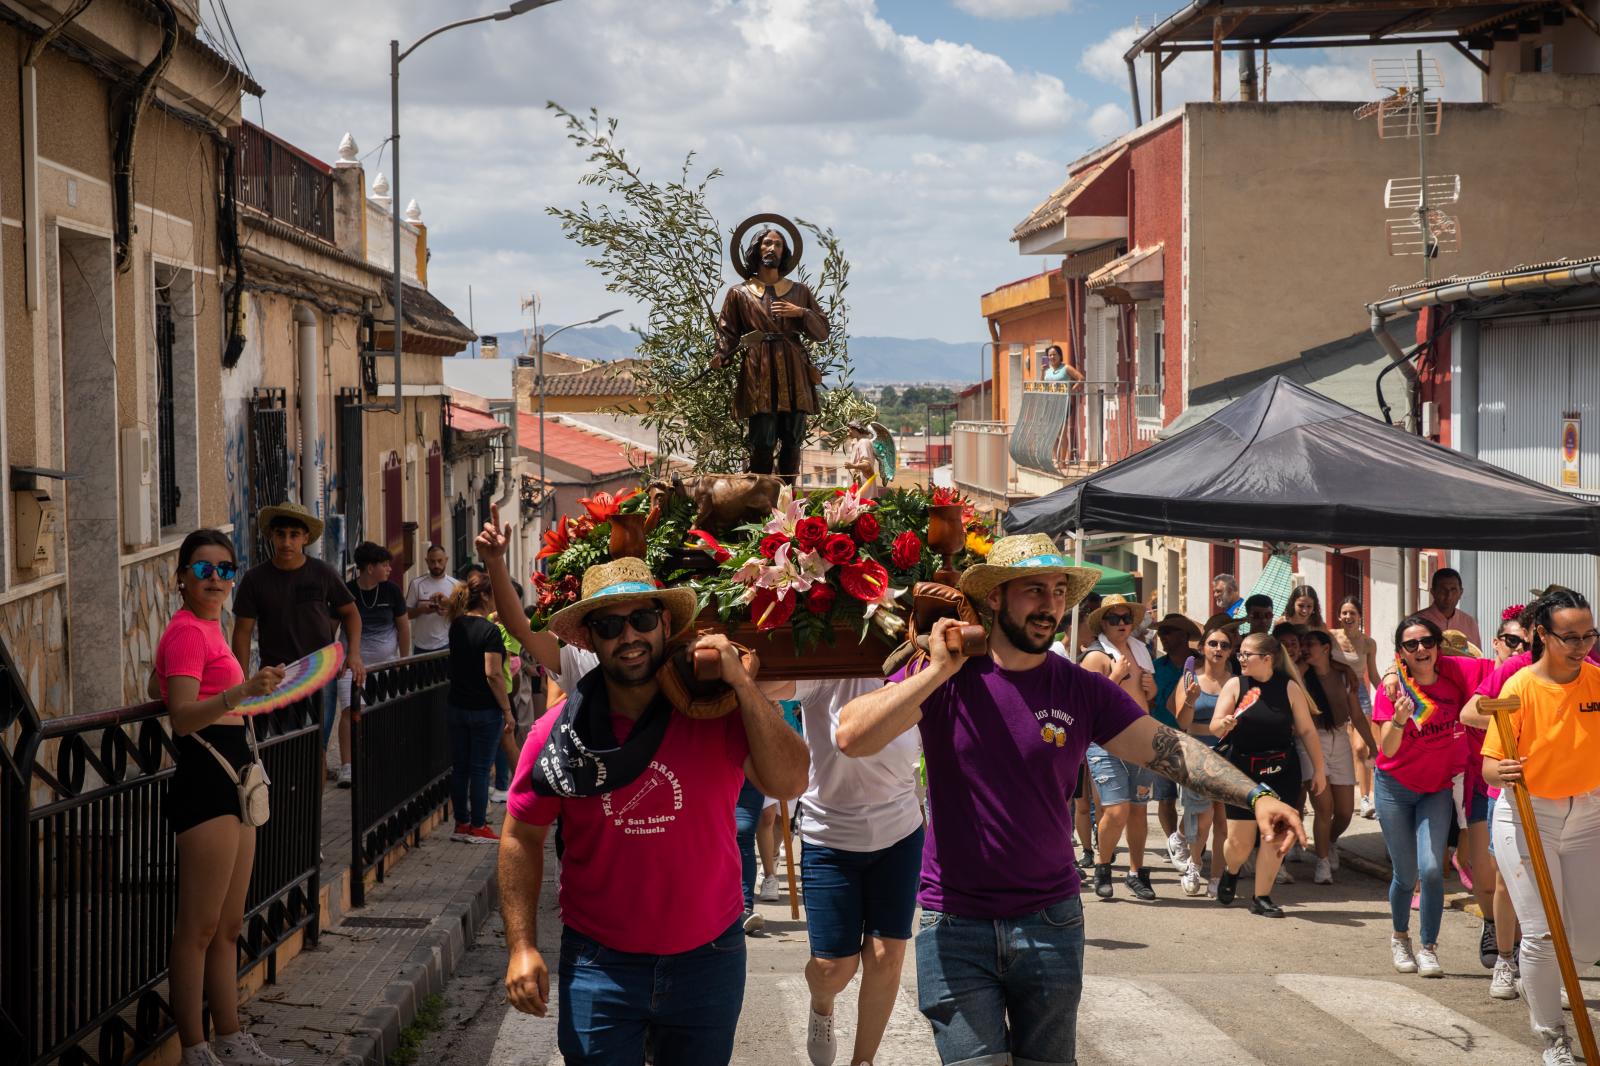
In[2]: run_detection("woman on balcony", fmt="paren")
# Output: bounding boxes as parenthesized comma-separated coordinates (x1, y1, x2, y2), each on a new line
(1040, 344, 1082, 383)
(155, 530, 289, 1066)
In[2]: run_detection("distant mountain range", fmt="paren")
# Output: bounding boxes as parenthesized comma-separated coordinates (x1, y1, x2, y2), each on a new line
(476, 325, 983, 385)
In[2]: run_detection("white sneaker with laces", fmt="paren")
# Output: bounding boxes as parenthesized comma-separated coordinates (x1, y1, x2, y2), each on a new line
(1330, 844, 1340, 872)
(1314, 858, 1333, 884)
(1360, 796, 1377, 819)
(1417, 946, 1443, 978)
(1181, 862, 1204, 897)
(807, 1008, 836, 1066)
(1391, 937, 1419, 974)
(1167, 831, 1191, 870)
(759, 874, 782, 903)
(181, 1046, 225, 1066)
(214, 1032, 292, 1066)
(1276, 866, 1295, 885)
(1490, 958, 1520, 1000)
(743, 910, 765, 935)
(1542, 1030, 1578, 1066)
(335, 764, 352, 789)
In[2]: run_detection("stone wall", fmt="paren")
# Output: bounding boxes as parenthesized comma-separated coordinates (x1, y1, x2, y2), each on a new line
(0, 581, 66, 718)
(122, 549, 181, 706)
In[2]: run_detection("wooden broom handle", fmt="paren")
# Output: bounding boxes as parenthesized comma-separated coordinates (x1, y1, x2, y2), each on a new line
(1482, 695, 1600, 1065)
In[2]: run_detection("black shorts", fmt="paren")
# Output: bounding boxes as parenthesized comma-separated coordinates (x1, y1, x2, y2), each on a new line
(168, 724, 252, 835)
(1223, 748, 1303, 821)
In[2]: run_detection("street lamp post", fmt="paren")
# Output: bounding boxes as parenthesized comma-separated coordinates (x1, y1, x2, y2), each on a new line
(375, 0, 562, 414)
(530, 308, 622, 532)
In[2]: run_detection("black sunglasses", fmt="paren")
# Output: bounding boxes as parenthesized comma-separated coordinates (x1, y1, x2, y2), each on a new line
(1497, 633, 1526, 649)
(585, 608, 663, 641)
(1399, 636, 1440, 653)
(185, 561, 239, 581)
(1203, 639, 1232, 649)
(1102, 612, 1134, 625)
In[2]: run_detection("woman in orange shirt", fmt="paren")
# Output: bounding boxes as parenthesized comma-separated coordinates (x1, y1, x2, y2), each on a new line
(1482, 589, 1600, 1066)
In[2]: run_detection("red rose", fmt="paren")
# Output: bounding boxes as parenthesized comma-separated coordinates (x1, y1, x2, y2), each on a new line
(853, 513, 880, 543)
(891, 531, 923, 569)
(794, 516, 828, 552)
(758, 533, 789, 560)
(806, 584, 837, 615)
(821, 533, 857, 565)
(751, 586, 796, 631)
(839, 559, 890, 602)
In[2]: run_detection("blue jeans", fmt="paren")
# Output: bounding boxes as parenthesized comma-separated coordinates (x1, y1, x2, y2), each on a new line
(493, 744, 512, 791)
(1373, 769, 1452, 946)
(447, 705, 502, 829)
(734, 780, 764, 912)
(558, 918, 746, 1064)
(915, 897, 1085, 1066)
(318, 680, 339, 750)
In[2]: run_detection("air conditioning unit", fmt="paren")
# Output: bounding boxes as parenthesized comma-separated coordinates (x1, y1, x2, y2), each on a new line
(121, 427, 152, 547)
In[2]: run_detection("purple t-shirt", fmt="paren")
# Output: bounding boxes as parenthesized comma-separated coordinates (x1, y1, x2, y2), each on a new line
(912, 654, 1145, 918)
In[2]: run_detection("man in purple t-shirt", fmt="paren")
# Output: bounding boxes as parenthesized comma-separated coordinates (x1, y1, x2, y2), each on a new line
(837, 534, 1306, 1066)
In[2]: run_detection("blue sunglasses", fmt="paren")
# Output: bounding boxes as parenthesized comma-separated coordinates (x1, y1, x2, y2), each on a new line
(185, 561, 239, 582)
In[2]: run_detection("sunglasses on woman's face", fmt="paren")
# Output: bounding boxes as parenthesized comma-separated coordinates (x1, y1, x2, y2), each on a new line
(185, 561, 239, 581)
(1103, 613, 1134, 626)
(585, 608, 663, 641)
(1497, 633, 1526, 650)
(1204, 639, 1232, 649)
(1399, 636, 1439, 653)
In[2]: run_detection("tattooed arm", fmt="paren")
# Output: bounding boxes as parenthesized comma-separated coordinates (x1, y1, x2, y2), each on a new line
(1100, 716, 1308, 855)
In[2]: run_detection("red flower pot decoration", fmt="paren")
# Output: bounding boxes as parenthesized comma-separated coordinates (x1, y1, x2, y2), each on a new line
(794, 516, 828, 552)
(890, 530, 922, 570)
(821, 533, 857, 565)
(839, 559, 889, 602)
(751, 586, 797, 631)
(807, 585, 837, 615)
(853, 513, 880, 543)
(759, 533, 789, 560)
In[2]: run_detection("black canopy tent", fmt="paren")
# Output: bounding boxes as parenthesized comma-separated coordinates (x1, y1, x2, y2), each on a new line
(1002, 376, 1600, 555)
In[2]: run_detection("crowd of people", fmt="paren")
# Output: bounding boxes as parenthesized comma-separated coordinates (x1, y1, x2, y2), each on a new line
(147, 500, 1600, 1066)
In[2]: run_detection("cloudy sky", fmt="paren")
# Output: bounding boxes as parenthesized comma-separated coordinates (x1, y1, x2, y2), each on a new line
(214, 0, 1481, 343)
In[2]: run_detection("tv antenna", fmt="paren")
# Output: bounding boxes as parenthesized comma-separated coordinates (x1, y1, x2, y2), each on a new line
(1356, 52, 1458, 280)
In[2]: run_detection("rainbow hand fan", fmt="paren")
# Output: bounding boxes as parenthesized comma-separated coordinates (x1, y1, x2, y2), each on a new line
(235, 643, 346, 716)
(1394, 656, 1439, 727)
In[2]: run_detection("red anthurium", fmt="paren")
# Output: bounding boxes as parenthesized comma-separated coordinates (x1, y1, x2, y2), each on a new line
(807, 584, 837, 615)
(578, 488, 638, 524)
(536, 517, 573, 560)
(839, 558, 889, 602)
(751, 585, 797, 631)
(687, 528, 731, 563)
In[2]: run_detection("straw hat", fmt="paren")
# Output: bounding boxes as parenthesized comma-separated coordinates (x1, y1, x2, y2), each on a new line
(1440, 629, 1484, 658)
(546, 557, 699, 652)
(257, 501, 324, 544)
(958, 534, 1099, 612)
(1086, 593, 1144, 633)
(1153, 612, 1201, 642)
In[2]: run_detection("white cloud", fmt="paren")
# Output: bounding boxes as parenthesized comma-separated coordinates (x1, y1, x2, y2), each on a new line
(1087, 102, 1130, 140)
(952, 0, 1076, 18)
(219, 0, 1089, 343)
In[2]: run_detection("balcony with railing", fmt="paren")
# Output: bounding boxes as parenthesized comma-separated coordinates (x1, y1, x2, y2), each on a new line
(230, 122, 336, 243)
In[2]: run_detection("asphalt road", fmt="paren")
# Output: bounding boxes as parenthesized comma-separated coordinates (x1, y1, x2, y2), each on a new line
(417, 820, 1599, 1065)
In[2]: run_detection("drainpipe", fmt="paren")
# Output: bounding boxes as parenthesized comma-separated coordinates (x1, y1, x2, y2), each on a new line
(1125, 56, 1144, 126)
(1368, 305, 1420, 432)
(297, 311, 322, 556)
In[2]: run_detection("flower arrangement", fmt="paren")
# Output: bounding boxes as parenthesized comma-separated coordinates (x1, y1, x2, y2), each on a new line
(526, 479, 995, 651)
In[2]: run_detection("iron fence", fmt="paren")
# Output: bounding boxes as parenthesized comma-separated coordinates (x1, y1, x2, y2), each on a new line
(348, 653, 451, 908)
(0, 636, 322, 1066)
(230, 123, 335, 243)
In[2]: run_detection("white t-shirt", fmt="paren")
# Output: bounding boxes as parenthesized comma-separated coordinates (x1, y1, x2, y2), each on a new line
(549, 644, 600, 693)
(405, 574, 460, 650)
(795, 678, 922, 853)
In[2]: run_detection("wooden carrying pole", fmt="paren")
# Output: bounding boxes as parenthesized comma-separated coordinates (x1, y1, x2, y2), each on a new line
(1482, 696, 1600, 1063)
(779, 798, 800, 919)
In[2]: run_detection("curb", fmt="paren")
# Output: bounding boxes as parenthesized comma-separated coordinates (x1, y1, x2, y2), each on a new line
(337, 855, 502, 1066)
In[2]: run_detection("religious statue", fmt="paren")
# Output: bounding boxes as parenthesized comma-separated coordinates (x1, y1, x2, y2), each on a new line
(711, 213, 830, 484)
(844, 419, 896, 499)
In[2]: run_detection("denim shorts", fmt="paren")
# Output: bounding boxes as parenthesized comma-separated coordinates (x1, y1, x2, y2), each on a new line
(916, 896, 1085, 1066)
(801, 826, 924, 959)
(1467, 784, 1491, 825)
(1086, 743, 1155, 806)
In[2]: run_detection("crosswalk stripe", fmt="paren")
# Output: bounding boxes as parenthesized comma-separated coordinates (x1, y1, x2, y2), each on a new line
(777, 973, 938, 1065)
(1276, 973, 1531, 1064)
(1077, 976, 1269, 1065)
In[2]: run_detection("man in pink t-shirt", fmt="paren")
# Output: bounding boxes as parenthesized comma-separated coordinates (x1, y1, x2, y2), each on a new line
(1416, 567, 1482, 650)
(475, 526, 809, 1066)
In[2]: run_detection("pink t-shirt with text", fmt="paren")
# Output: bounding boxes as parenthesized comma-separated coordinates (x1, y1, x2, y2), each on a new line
(155, 608, 245, 701)
(508, 704, 751, 955)
(1372, 653, 1476, 794)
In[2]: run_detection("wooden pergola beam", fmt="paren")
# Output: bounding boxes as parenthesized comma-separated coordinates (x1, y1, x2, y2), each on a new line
(1450, 40, 1491, 73)
(1369, 9, 1442, 38)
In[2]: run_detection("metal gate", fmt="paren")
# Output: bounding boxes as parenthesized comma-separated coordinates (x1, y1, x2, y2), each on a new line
(155, 300, 180, 528)
(451, 496, 470, 573)
(1473, 315, 1600, 620)
(249, 389, 290, 555)
(336, 388, 364, 565)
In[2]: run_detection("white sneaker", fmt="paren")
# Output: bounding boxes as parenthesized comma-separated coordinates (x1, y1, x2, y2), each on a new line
(807, 1008, 836, 1066)
(488, 787, 510, 804)
(1360, 796, 1377, 819)
(1181, 862, 1204, 896)
(1276, 866, 1295, 885)
(1417, 946, 1443, 978)
(335, 764, 352, 789)
(1314, 858, 1333, 885)
(759, 874, 782, 903)
(1542, 1031, 1578, 1066)
(1329, 844, 1341, 872)
(1490, 958, 1520, 1000)
(743, 910, 765, 935)
(1392, 937, 1419, 973)
(181, 1046, 225, 1066)
(214, 1032, 292, 1066)
(1167, 831, 1191, 870)
(1207, 878, 1220, 899)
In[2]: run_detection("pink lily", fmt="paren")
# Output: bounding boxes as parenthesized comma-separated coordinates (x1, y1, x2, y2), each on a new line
(763, 486, 808, 538)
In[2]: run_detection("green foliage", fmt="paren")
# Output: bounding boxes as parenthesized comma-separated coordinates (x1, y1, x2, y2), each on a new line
(546, 104, 867, 471)
(387, 994, 444, 1066)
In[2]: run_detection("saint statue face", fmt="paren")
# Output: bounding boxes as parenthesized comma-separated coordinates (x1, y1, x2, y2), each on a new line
(752, 229, 788, 271)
